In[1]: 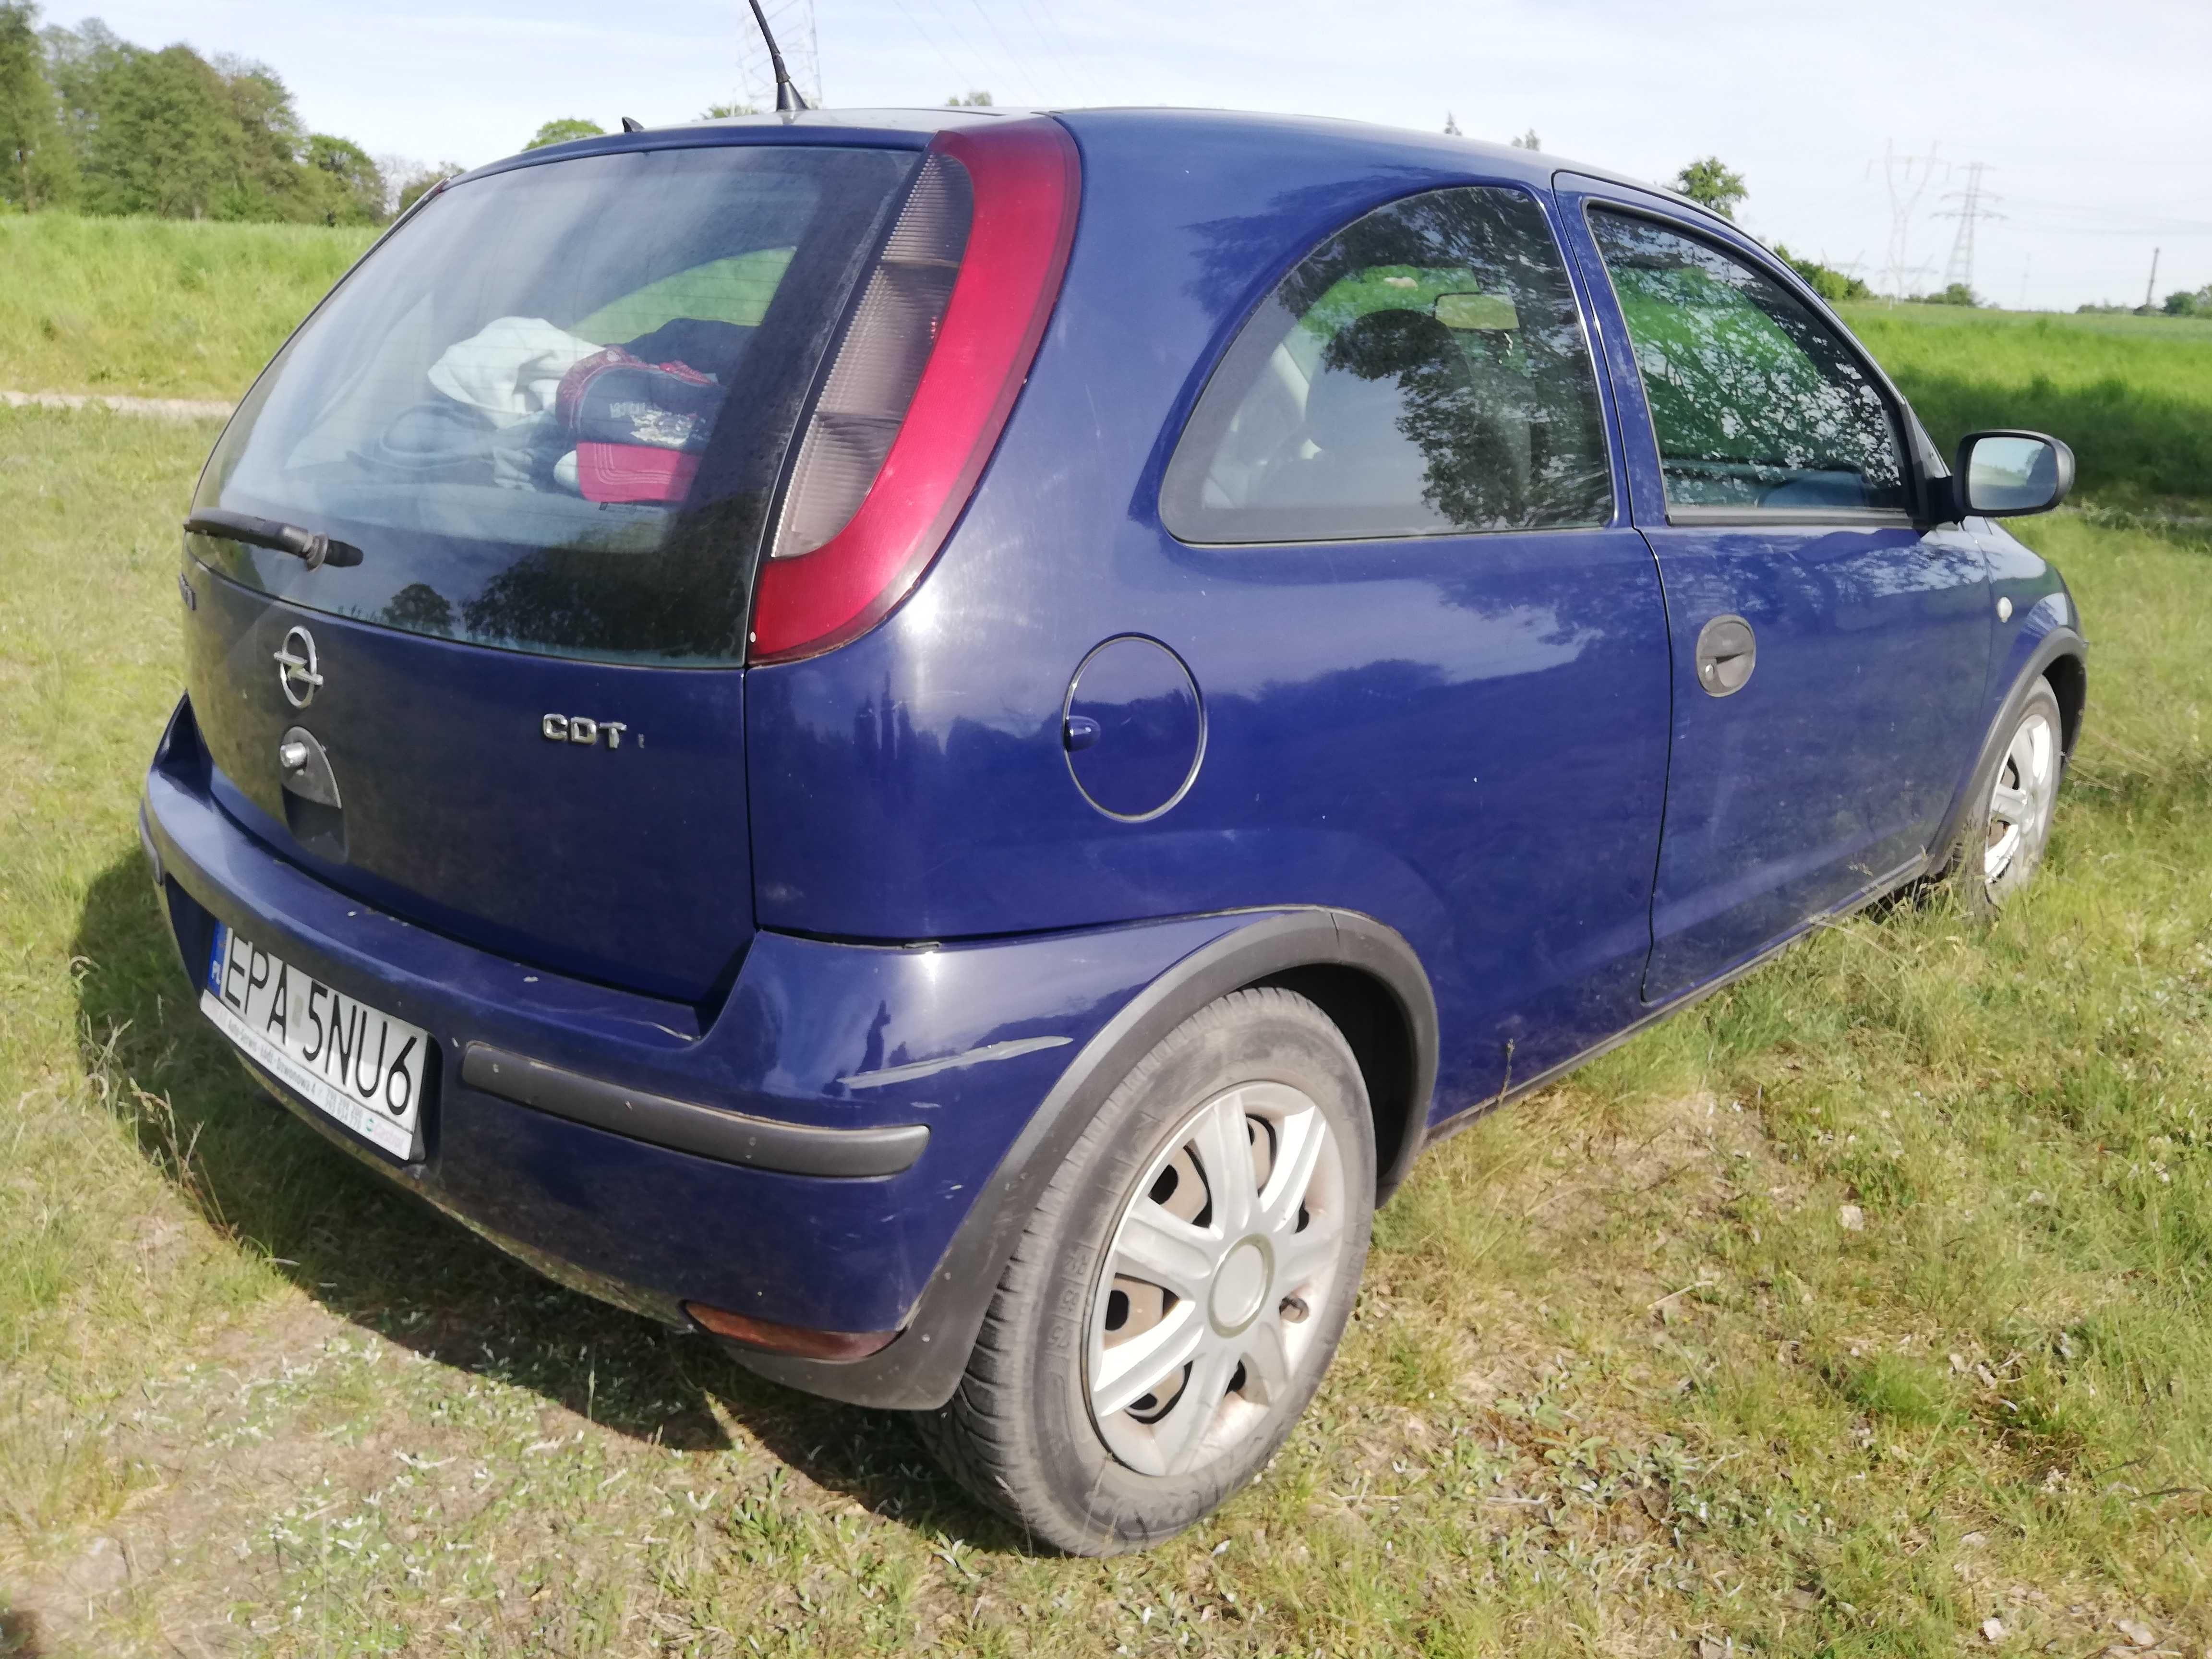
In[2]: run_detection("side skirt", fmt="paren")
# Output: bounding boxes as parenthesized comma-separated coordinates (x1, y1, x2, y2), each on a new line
(1416, 850, 1929, 1154)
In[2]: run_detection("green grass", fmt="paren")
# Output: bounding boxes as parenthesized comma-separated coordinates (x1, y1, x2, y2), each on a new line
(6, 228, 2212, 1651)
(5, 401, 2212, 1652)
(5, 211, 2207, 508)
(1839, 301, 2212, 501)
(0, 214, 374, 402)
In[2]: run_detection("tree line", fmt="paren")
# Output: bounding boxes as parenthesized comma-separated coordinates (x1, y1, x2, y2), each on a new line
(0, 5, 455, 223)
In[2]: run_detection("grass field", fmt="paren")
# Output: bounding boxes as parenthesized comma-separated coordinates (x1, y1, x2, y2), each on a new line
(5, 211, 2212, 504)
(1839, 301, 2212, 504)
(5, 229, 2212, 1654)
(0, 216, 375, 403)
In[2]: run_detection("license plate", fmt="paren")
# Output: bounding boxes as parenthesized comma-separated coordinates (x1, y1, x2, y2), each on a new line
(202, 922, 429, 1160)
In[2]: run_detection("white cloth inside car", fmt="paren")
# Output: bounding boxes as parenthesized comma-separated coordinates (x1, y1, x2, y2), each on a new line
(428, 317, 601, 427)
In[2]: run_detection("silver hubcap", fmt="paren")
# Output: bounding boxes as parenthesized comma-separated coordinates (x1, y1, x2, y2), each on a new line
(1085, 1082, 1347, 1478)
(1985, 710, 2058, 887)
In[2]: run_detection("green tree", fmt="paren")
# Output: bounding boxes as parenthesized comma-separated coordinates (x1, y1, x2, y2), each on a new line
(524, 117, 604, 150)
(1673, 155, 1746, 219)
(1913, 282, 1980, 307)
(944, 90, 992, 107)
(2163, 285, 2211, 317)
(215, 55, 304, 216)
(699, 100, 757, 118)
(69, 42, 238, 216)
(385, 158, 457, 217)
(396, 162, 460, 212)
(300, 133, 382, 224)
(1773, 243, 1871, 303)
(1510, 128, 1540, 151)
(0, 1, 72, 207)
(30, 20, 404, 223)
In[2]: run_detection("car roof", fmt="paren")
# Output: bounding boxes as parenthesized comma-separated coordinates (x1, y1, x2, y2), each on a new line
(465, 104, 1715, 228)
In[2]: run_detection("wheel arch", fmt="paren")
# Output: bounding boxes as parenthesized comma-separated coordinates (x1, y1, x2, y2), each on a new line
(1928, 625, 2088, 880)
(1246, 959, 1427, 1202)
(2043, 648, 2087, 759)
(723, 907, 1437, 1410)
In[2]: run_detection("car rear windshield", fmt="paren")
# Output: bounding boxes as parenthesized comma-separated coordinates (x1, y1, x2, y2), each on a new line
(192, 142, 918, 665)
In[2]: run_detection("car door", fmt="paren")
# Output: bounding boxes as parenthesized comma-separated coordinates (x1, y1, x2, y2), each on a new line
(1154, 180, 1672, 1099)
(1555, 176, 1991, 1002)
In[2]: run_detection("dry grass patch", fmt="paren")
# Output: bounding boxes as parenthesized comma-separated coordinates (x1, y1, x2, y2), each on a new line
(6, 417, 2212, 1655)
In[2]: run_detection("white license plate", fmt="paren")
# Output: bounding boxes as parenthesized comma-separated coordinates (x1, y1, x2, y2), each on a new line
(202, 922, 429, 1160)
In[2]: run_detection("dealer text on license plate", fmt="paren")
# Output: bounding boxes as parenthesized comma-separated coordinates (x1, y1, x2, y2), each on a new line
(201, 922, 428, 1159)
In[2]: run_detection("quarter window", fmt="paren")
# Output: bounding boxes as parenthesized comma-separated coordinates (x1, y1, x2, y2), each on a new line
(1161, 186, 1611, 544)
(1587, 210, 1906, 514)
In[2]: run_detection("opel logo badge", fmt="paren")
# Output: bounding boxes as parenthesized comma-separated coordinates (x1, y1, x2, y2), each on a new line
(274, 625, 322, 709)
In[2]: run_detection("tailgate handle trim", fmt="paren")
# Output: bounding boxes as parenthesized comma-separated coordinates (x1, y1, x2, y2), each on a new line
(460, 1044, 928, 1178)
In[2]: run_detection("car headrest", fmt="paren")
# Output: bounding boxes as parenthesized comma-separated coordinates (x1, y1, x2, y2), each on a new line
(1303, 310, 1463, 451)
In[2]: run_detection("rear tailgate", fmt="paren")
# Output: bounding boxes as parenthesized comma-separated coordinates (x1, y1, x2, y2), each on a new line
(182, 576, 748, 1002)
(178, 135, 930, 1001)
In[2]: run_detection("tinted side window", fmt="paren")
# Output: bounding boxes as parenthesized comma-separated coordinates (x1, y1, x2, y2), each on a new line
(1162, 186, 1611, 544)
(1587, 210, 1906, 514)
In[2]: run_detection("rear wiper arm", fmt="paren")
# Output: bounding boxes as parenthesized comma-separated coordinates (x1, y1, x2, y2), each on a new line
(184, 509, 363, 570)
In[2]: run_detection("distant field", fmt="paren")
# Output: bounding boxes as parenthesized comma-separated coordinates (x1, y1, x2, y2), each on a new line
(1839, 301, 2212, 502)
(0, 214, 373, 403)
(4, 212, 2208, 505)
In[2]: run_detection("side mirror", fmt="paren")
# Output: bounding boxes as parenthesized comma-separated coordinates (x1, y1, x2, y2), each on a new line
(1953, 430, 2075, 518)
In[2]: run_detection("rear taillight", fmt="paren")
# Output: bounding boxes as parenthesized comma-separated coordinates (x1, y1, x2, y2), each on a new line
(749, 118, 1081, 663)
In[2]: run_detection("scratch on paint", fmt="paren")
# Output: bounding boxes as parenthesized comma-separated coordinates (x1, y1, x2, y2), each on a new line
(841, 1034, 1073, 1090)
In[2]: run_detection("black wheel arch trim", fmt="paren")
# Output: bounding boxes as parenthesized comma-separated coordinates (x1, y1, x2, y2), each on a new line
(1929, 625, 2086, 879)
(719, 906, 1438, 1410)
(459, 1043, 931, 1177)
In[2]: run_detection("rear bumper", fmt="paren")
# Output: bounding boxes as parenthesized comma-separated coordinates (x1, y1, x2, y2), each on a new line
(142, 695, 1263, 1404)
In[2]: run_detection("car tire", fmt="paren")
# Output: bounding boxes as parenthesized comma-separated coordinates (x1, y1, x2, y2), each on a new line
(914, 987, 1375, 1555)
(1950, 677, 2065, 914)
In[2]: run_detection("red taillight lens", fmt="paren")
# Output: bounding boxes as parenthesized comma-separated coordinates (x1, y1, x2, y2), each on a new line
(749, 118, 1081, 663)
(685, 1301, 899, 1360)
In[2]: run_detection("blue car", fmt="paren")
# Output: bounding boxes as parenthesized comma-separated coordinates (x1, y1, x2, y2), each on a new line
(142, 105, 2084, 1552)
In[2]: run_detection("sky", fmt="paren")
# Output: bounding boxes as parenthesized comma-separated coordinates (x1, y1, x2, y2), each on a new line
(69, 0, 2212, 310)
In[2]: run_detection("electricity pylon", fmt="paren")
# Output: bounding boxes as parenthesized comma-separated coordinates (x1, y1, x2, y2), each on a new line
(739, 0, 822, 110)
(1936, 162, 2004, 295)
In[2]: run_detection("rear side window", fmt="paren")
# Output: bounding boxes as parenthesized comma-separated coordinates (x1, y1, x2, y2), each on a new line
(1587, 210, 1906, 514)
(194, 144, 920, 665)
(1161, 185, 1611, 544)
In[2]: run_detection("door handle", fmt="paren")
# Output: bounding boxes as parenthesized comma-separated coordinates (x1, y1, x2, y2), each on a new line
(1694, 614, 1756, 697)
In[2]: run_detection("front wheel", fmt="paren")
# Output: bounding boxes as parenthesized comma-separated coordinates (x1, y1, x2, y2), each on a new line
(1955, 678, 2065, 912)
(916, 988, 1375, 1554)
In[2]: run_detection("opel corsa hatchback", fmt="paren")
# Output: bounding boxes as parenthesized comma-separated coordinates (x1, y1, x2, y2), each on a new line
(143, 106, 2086, 1552)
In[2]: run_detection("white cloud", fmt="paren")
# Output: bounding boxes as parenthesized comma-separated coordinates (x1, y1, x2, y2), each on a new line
(67, 0, 2212, 307)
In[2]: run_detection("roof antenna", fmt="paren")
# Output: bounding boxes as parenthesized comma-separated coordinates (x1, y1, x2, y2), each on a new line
(744, 0, 810, 112)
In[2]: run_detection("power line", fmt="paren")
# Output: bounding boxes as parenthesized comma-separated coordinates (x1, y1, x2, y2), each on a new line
(1999, 198, 2212, 237)
(1867, 139, 1947, 300)
(738, 0, 823, 107)
(908, 0, 1027, 104)
(883, 0, 980, 96)
(959, 0, 1046, 105)
(1934, 161, 2003, 293)
(1002, 0, 1108, 104)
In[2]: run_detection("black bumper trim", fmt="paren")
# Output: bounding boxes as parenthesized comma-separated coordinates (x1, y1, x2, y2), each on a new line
(459, 1044, 929, 1178)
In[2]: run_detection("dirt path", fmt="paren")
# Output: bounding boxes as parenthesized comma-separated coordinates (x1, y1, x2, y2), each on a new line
(1, 390, 234, 420)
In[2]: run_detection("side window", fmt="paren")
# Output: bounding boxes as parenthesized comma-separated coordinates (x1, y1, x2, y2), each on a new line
(1587, 210, 1906, 514)
(1161, 186, 1611, 544)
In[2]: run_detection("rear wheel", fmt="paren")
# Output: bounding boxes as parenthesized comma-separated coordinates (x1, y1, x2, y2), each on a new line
(916, 988, 1374, 1554)
(1955, 678, 2064, 912)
